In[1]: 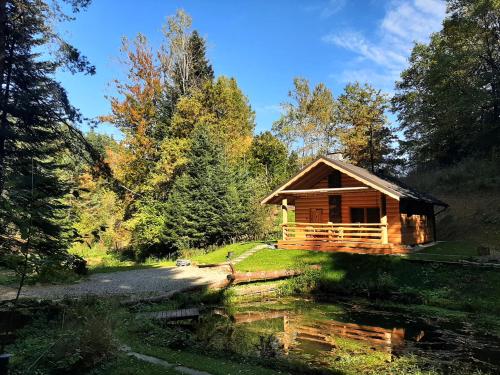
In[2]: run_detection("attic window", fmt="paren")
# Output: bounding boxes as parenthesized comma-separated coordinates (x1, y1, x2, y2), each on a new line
(328, 170, 341, 188)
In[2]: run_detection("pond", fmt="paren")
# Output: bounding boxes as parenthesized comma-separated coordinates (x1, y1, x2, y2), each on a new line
(188, 296, 500, 374)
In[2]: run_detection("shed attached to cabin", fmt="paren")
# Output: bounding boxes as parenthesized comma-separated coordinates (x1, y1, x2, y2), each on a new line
(261, 156, 448, 254)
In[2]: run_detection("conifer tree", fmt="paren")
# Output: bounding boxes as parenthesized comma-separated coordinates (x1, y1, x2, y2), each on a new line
(0, 0, 96, 286)
(164, 125, 253, 250)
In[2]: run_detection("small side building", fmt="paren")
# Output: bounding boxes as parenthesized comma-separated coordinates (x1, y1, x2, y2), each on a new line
(261, 156, 448, 254)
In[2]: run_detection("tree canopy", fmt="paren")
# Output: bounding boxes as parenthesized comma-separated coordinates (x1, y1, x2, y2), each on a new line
(393, 0, 500, 169)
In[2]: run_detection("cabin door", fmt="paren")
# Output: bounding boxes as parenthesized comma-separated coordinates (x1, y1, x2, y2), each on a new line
(309, 208, 323, 223)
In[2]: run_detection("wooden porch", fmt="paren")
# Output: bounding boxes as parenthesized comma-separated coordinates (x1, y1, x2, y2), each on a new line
(278, 222, 409, 254)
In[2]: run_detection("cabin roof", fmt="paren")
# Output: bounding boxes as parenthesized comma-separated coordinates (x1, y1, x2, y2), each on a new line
(261, 156, 448, 206)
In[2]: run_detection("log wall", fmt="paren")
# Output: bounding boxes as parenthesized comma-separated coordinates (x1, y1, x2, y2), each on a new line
(401, 213, 434, 245)
(292, 176, 403, 245)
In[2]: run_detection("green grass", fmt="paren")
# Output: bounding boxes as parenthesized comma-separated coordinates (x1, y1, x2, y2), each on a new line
(0, 267, 18, 286)
(70, 242, 263, 275)
(420, 241, 478, 256)
(190, 241, 264, 264)
(235, 248, 330, 271)
(405, 241, 484, 262)
(70, 243, 175, 274)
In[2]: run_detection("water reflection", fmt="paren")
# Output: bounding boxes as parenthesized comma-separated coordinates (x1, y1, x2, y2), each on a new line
(203, 298, 500, 372)
(231, 310, 408, 356)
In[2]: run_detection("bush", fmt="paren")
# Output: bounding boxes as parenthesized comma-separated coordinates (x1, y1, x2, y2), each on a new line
(277, 267, 322, 296)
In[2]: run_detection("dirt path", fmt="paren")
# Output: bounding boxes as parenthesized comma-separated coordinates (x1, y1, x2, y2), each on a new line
(0, 266, 227, 301)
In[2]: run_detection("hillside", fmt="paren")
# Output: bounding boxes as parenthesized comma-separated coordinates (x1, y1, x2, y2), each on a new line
(405, 157, 500, 247)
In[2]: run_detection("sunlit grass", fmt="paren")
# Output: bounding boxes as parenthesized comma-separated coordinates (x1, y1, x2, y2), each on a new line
(235, 248, 330, 272)
(70, 241, 264, 274)
(191, 241, 264, 264)
(69, 243, 175, 274)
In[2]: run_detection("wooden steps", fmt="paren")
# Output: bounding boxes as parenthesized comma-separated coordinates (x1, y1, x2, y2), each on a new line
(277, 240, 409, 255)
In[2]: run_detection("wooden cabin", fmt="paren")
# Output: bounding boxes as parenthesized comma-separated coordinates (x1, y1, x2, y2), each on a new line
(261, 156, 448, 254)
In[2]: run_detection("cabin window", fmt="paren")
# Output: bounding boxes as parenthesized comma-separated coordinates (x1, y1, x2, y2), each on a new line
(328, 170, 341, 188)
(350, 207, 380, 223)
(328, 195, 342, 223)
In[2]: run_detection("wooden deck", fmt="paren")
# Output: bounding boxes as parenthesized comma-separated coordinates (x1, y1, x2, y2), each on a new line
(280, 222, 409, 254)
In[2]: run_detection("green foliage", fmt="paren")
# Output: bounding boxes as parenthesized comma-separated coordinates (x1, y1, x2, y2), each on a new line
(338, 82, 398, 172)
(171, 76, 255, 160)
(8, 300, 117, 375)
(273, 77, 338, 162)
(163, 126, 258, 250)
(277, 267, 322, 296)
(274, 78, 398, 171)
(393, 0, 500, 168)
(249, 131, 297, 190)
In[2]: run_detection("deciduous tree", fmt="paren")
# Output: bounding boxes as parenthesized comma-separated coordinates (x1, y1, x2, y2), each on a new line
(338, 83, 396, 172)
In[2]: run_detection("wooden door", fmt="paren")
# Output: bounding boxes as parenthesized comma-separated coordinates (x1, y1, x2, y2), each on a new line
(309, 208, 323, 223)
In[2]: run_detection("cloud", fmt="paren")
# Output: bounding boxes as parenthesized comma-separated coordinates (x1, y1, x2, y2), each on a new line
(256, 104, 282, 114)
(322, 31, 406, 70)
(322, 0, 446, 92)
(305, 0, 346, 18)
(321, 0, 347, 18)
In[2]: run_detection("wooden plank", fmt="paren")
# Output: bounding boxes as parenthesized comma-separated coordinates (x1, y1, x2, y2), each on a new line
(277, 240, 410, 254)
(137, 308, 200, 321)
(279, 187, 369, 194)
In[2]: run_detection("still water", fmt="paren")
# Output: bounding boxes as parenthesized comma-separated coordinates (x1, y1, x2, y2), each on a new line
(190, 297, 500, 373)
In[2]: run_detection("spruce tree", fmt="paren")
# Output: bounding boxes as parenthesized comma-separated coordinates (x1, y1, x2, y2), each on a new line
(164, 125, 252, 250)
(0, 0, 97, 285)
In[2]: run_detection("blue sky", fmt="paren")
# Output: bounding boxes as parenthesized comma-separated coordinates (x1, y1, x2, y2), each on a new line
(57, 0, 446, 137)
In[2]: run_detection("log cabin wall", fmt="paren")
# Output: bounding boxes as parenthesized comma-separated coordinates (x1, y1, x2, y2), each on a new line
(386, 196, 402, 245)
(292, 174, 403, 245)
(294, 178, 329, 223)
(400, 201, 435, 245)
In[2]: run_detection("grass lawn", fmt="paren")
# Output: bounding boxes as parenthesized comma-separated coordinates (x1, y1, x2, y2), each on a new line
(406, 241, 485, 261)
(191, 241, 264, 264)
(70, 244, 176, 274)
(70, 241, 263, 274)
(236, 248, 330, 271)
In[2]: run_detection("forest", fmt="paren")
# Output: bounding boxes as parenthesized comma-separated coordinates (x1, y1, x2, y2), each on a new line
(1, 0, 500, 283)
(2, 1, 500, 374)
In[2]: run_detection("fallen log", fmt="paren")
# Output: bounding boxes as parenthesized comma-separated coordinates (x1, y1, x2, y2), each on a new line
(228, 265, 321, 284)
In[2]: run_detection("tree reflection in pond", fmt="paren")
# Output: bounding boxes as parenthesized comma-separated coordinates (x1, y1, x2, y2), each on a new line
(191, 298, 500, 373)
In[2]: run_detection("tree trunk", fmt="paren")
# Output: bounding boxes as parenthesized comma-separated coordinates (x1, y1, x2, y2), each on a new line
(0, 40, 14, 196)
(0, 0, 7, 195)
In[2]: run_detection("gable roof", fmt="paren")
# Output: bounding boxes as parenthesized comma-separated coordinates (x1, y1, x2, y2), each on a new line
(261, 156, 448, 206)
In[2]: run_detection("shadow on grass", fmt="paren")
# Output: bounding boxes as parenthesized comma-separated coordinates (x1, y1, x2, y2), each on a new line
(289, 251, 500, 316)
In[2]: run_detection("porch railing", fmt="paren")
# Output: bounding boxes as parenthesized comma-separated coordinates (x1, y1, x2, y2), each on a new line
(282, 222, 388, 244)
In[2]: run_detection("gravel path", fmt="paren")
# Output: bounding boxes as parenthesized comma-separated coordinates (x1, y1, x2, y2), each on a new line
(0, 266, 227, 301)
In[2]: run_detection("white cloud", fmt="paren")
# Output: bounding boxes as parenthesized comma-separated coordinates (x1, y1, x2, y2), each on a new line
(322, 31, 406, 70)
(255, 104, 283, 114)
(323, 0, 446, 92)
(305, 0, 346, 18)
(321, 0, 347, 18)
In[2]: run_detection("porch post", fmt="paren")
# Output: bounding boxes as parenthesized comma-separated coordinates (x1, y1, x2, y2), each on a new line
(380, 194, 389, 244)
(282, 198, 288, 240)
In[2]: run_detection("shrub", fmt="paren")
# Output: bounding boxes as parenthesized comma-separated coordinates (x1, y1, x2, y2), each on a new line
(277, 267, 322, 296)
